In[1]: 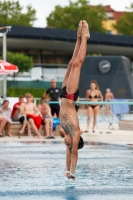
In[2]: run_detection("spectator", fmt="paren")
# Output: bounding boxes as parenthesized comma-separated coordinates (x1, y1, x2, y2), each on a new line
(105, 88, 114, 115)
(11, 96, 30, 136)
(43, 79, 61, 117)
(11, 96, 25, 120)
(0, 100, 12, 137)
(105, 88, 115, 130)
(38, 98, 54, 138)
(30, 95, 34, 103)
(0, 116, 7, 137)
(20, 93, 42, 138)
(85, 80, 103, 133)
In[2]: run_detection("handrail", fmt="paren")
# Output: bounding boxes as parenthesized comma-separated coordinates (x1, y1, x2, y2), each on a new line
(34, 99, 133, 105)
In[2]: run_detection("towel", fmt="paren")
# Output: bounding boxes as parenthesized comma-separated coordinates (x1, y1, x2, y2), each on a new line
(53, 118, 60, 130)
(26, 114, 42, 129)
(110, 99, 129, 114)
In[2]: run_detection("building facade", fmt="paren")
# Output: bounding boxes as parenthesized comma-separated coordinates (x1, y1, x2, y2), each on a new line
(0, 25, 133, 81)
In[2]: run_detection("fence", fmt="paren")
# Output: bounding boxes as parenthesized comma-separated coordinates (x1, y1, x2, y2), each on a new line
(34, 98, 133, 131)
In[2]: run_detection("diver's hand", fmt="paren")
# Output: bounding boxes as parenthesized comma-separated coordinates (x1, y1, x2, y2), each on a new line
(65, 171, 75, 181)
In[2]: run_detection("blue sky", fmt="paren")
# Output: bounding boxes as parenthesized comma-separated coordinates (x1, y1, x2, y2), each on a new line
(4, 0, 133, 27)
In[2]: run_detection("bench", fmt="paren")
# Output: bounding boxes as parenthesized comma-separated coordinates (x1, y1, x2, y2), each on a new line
(3, 122, 60, 137)
(3, 121, 27, 136)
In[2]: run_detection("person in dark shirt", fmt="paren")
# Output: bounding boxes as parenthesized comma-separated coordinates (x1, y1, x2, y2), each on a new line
(44, 79, 61, 117)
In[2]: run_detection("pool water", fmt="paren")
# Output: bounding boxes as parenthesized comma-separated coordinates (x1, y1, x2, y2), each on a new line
(0, 142, 133, 200)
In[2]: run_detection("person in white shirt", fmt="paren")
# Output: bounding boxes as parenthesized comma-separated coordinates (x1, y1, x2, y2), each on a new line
(0, 100, 12, 137)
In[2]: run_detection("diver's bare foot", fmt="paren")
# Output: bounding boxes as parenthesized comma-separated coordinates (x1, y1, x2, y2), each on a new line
(82, 20, 90, 39)
(77, 20, 82, 39)
(65, 171, 76, 181)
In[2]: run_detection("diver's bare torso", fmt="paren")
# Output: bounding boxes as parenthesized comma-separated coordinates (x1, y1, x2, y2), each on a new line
(60, 98, 80, 137)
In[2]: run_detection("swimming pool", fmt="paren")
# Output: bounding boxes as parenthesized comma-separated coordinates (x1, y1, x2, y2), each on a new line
(0, 142, 133, 200)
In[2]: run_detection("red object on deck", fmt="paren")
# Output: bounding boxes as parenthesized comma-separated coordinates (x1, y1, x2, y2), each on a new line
(26, 114, 42, 130)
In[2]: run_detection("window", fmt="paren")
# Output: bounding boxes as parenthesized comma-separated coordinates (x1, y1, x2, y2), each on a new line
(106, 12, 114, 19)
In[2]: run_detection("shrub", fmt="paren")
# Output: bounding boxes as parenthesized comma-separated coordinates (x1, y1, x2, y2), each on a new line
(7, 88, 46, 98)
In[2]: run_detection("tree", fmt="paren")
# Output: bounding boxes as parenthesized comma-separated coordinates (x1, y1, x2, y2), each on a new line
(113, 3, 133, 36)
(6, 51, 34, 72)
(46, 0, 107, 33)
(0, 1, 36, 26)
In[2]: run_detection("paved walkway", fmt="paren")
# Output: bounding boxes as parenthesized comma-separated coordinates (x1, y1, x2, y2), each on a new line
(80, 124, 133, 145)
(0, 125, 132, 146)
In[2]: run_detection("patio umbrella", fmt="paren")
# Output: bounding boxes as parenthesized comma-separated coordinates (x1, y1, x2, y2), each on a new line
(0, 60, 18, 74)
(0, 60, 18, 98)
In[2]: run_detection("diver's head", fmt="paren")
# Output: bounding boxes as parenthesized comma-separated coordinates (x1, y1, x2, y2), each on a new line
(78, 136, 84, 149)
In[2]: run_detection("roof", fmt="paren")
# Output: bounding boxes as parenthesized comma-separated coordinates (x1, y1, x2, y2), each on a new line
(103, 5, 115, 12)
(113, 12, 124, 21)
(3, 25, 133, 48)
(103, 5, 124, 20)
(90, 5, 124, 21)
(90, 5, 115, 12)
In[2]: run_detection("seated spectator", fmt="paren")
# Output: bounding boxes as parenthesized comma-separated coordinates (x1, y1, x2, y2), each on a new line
(11, 96, 30, 135)
(20, 93, 42, 138)
(0, 116, 7, 137)
(0, 100, 12, 137)
(38, 98, 54, 138)
(30, 95, 34, 103)
(11, 96, 24, 120)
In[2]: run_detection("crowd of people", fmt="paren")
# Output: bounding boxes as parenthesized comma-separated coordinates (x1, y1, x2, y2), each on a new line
(0, 78, 114, 137)
(0, 79, 61, 138)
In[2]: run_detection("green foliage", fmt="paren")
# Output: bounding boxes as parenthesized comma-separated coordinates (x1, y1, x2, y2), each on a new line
(6, 51, 33, 72)
(46, 0, 107, 33)
(88, 53, 102, 56)
(0, 0, 36, 26)
(113, 3, 133, 36)
(7, 88, 46, 98)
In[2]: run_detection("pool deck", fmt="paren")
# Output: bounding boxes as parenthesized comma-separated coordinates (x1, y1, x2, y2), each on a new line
(0, 125, 133, 146)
